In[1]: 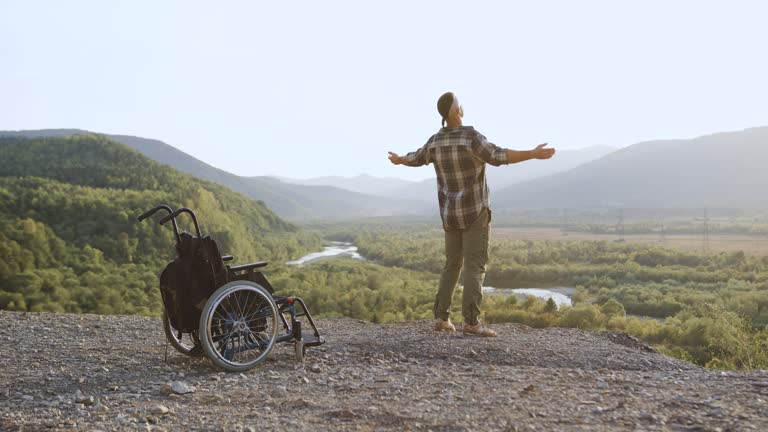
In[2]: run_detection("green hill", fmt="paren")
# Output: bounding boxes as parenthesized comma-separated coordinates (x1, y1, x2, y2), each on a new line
(0, 135, 320, 315)
(0, 129, 425, 220)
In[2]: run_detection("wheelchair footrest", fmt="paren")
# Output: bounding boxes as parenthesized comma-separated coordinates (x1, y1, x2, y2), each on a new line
(303, 335, 325, 347)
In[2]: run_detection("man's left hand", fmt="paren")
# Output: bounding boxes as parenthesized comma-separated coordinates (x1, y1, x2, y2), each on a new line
(532, 143, 555, 160)
(388, 151, 403, 165)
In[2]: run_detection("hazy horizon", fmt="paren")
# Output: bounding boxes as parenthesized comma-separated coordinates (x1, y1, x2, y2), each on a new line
(3, 1, 767, 180)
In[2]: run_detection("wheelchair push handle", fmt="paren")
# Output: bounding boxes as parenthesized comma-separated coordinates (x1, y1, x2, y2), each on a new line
(137, 210, 153, 221)
(137, 204, 181, 242)
(159, 207, 202, 239)
(138, 204, 172, 222)
(158, 211, 177, 225)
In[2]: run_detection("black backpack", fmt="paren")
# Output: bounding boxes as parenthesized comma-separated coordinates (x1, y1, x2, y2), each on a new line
(159, 232, 218, 333)
(159, 231, 274, 333)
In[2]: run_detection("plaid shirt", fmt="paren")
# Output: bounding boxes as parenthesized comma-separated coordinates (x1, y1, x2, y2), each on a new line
(403, 126, 509, 229)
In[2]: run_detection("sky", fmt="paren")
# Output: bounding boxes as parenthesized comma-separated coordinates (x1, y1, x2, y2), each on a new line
(2, 1, 767, 181)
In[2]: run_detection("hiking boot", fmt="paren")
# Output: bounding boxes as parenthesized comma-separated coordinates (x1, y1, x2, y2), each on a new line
(434, 318, 456, 333)
(463, 320, 497, 337)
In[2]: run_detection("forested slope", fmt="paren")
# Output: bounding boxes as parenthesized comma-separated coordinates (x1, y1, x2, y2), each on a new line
(0, 135, 320, 314)
(0, 130, 427, 220)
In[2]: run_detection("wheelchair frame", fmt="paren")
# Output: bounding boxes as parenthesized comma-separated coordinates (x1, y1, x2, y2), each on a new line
(138, 204, 325, 371)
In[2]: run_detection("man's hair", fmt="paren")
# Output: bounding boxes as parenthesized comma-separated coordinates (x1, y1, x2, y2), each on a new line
(437, 92, 456, 127)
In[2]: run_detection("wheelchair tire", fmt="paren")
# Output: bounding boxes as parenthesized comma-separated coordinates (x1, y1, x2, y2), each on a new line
(162, 310, 204, 357)
(199, 281, 278, 372)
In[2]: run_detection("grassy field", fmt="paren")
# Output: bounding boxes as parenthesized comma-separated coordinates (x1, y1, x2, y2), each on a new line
(493, 227, 768, 255)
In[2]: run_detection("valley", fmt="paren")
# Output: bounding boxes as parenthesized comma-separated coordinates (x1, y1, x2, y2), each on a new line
(1, 130, 767, 371)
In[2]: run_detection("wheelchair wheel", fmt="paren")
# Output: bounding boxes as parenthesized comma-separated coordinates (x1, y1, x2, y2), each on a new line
(199, 281, 278, 372)
(162, 310, 203, 357)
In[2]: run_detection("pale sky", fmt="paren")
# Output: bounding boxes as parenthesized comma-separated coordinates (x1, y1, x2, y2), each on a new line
(2, 1, 767, 181)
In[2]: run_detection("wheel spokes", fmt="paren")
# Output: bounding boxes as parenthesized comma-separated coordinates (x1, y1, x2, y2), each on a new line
(203, 284, 277, 369)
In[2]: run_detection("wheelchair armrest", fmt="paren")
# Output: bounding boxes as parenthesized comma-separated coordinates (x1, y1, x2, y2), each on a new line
(229, 261, 268, 272)
(221, 255, 234, 262)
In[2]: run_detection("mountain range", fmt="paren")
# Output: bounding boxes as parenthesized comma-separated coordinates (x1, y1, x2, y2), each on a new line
(495, 126, 768, 211)
(3, 126, 766, 217)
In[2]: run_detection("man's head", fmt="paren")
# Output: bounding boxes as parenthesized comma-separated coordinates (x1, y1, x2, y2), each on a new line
(437, 92, 463, 127)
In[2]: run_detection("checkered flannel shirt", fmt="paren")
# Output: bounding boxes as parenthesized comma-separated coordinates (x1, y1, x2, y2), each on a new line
(402, 126, 509, 229)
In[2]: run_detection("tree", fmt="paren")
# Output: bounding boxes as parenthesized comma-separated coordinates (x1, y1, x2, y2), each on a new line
(544, 297, 558, 313)
(601, 298, 626, 318)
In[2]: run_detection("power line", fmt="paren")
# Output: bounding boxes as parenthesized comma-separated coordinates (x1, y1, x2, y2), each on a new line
(617, 208, 625, 241)
(696, 209, 710, 253)
(704, 208, 710, 253)
(693, 208, 710, 253)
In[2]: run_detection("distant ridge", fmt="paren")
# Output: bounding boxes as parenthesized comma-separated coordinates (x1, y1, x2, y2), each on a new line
(278, 174, 416, 197)
(494, 126, 768, 211)
(278, 146, 616, 202)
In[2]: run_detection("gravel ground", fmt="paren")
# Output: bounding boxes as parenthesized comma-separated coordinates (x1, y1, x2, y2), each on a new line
(1, 310, 767, 431)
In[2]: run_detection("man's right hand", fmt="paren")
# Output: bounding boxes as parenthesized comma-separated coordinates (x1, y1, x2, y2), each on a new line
(388, 151, 403, 165)
(532, 143, 555, 160)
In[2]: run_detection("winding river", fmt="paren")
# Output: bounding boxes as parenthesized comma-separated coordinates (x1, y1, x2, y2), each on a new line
(286, 242, 364, 266)
(482, 287, 574, 307)
(286, 243, 575, 306)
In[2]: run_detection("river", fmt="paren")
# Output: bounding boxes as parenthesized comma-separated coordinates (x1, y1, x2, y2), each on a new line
(282, 245, 681, 318)
(286, 244, 575, 306)
(286, 241, 365, 266)
(482, 287, 574, 307)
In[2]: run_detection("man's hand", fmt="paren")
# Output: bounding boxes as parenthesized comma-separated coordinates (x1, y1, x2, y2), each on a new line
(507, 143, 556, 164)
(388, 151, 403, 165)
(532, 143, 555, 160)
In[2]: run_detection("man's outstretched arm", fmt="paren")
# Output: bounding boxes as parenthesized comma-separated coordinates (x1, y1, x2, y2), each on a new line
(507, 143, 556, 164)
(473, 134, 556, 166)
(388, 143, 430, 167)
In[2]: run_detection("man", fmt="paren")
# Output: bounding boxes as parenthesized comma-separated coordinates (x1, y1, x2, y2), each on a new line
(388, 92, 555, 337)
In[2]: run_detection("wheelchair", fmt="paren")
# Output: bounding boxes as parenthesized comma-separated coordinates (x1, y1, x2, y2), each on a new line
(138, 204, 324, 372)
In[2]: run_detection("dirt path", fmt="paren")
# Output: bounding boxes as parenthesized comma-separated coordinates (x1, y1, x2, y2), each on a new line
(1, 311, 766, 431)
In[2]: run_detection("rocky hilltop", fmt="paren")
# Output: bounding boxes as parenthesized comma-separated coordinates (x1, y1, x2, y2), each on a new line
(1, 311, 766, 431)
